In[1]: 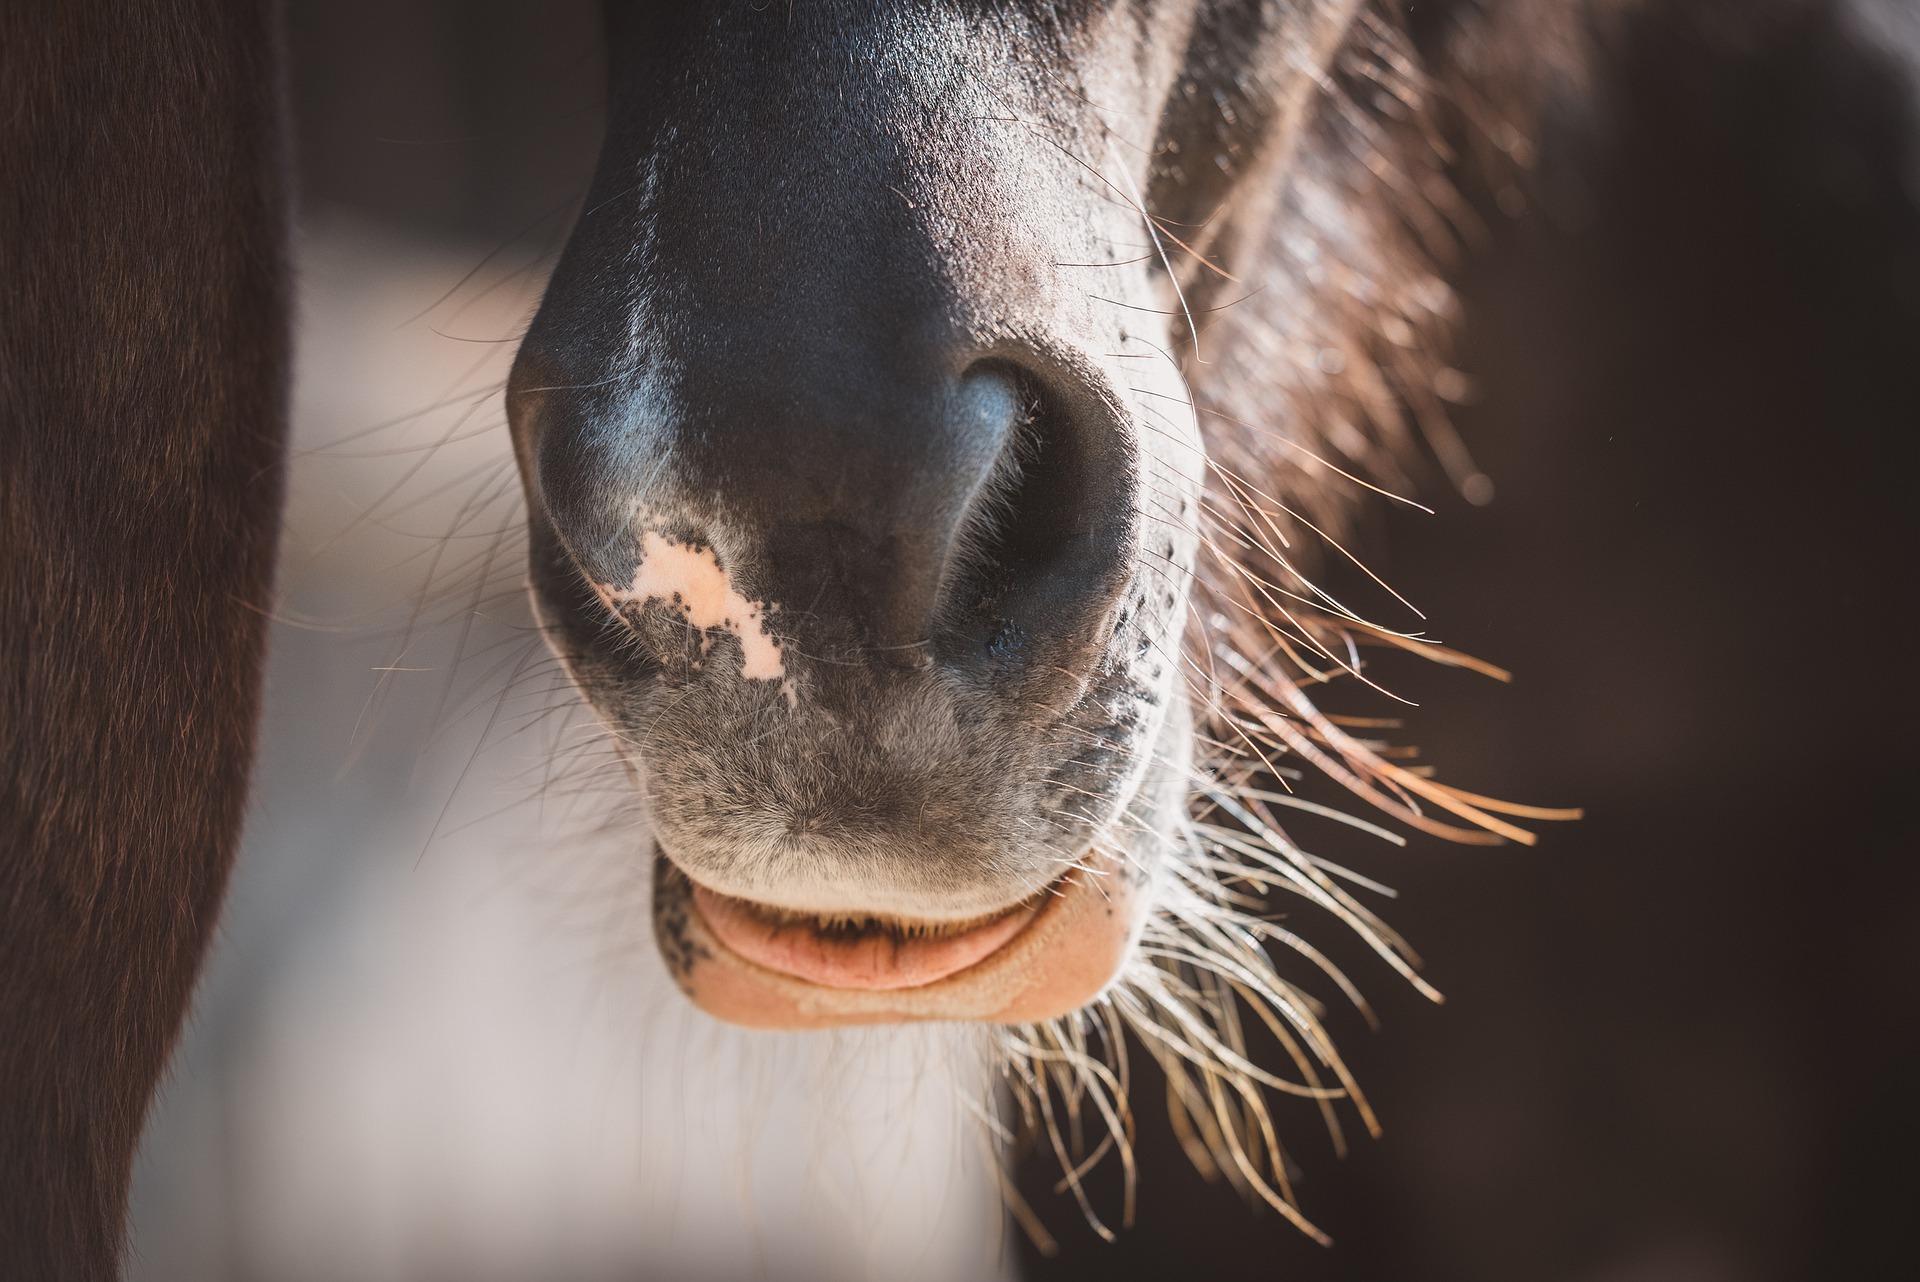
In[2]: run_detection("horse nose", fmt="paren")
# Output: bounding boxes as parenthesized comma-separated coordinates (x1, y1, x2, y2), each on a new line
(517, 343, 1138, 693)
(917, 354, 1140, 682)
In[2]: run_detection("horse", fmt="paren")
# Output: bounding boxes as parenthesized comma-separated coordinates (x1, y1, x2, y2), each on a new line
(5, 1, 1913, 1277)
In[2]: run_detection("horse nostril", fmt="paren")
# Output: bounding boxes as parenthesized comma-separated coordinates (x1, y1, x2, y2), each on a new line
(935, 359, 1134, 682)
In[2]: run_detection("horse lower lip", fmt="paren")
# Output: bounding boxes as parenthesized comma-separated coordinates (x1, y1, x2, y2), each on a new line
(688, 884, 1047, 991)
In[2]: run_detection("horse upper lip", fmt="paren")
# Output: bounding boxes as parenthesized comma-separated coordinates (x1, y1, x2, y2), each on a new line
(685, 879, 1053, 992)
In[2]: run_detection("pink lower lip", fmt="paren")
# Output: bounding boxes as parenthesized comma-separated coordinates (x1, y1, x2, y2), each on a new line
(689, 885, 1044, 991)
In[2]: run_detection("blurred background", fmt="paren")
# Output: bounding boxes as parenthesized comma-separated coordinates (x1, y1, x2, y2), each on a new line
(129, 3, 1918, 1280)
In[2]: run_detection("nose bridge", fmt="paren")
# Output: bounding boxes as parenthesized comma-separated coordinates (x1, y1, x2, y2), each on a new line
(660, 191, 989, 542)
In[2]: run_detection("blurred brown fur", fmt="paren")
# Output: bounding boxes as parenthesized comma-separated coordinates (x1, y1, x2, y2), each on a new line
(0, 3, 288, 1277)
